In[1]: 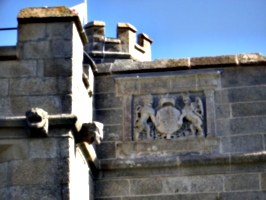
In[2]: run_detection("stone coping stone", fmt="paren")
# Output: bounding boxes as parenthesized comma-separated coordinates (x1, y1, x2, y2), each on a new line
(100, 151, 266, 170)
(0, 114, 80, 131)
(0, 46, 17, 60)
(89, 51, 131, 59)
(84, 21, 105, 28)
(117, 23, 137, 33)
(95, 53, 266, 74)
(138, 33, 153, 43)
(17, 7, 88, 44)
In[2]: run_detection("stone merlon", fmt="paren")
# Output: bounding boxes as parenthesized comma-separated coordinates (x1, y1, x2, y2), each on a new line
(17, 6, 88, 44)
(84, 21, 153, 62)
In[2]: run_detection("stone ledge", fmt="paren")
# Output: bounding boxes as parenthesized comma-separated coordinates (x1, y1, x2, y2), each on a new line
(100, 151, 266, 170)
(89, 51, 131, 59)
(94, 53, 266, 75)
(0, 46, 17, 60)
(17, 7, 88, 45)
(116, 137, 220, 159)
(0, 114, 80, 131)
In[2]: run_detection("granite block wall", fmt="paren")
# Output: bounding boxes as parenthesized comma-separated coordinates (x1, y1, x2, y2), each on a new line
(93, 57, 266, 199)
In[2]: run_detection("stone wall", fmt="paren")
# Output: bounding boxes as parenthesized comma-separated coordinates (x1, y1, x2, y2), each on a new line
(0, 7, 96, 200)
(93, 54, 266, 199)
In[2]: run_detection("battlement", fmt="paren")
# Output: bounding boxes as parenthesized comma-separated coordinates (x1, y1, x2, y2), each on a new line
(84, 21, 152, 62)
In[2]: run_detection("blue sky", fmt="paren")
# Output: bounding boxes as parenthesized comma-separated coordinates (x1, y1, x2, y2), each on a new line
(0, 0, 265, 60)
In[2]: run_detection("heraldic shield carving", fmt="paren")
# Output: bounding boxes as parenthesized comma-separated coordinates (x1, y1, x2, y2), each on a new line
(134, 93, 205, 141)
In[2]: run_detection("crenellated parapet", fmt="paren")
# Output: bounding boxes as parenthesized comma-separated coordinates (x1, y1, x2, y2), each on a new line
(84, 21, 152, 62)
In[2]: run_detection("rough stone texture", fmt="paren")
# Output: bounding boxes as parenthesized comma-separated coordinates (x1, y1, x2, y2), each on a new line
(231, 101, 266, 117)
(0, 79, 8, 96)
(224, 173, 260, 191)
(122, 193, 218, 200)
(220, 191, 266, 200)
(9, 96, 63, 116)
(163, 176, 223, 193)
(191, 55, 236, 66)
(95, 76, 115, 93)
(9, 77, 71, 95)
(9, 159, 59, 185)
(94, 180, 130, 198)
(95, 109, 123, 125)
(260, 173, 266, 190)
(44, 58, 72, 77)
(0, 139, 29, 162)
(215, 104, 231, 119)
(96, 142, 116, 159)
(29, 138, 59, 159)
(6, 185, 61, 200)
(215, 85, 266, 104)
(103, 125, 123, 141)
(0, 60, 37, 77)
(0, 46, 17, 60)
(221, 66, 266, 88)
(217, 116, 266, 136)
(130, 178, 163, 195)
(221, 134, 264, 153)
(95, 93, 123, 109)
(0, 162, 8, 188)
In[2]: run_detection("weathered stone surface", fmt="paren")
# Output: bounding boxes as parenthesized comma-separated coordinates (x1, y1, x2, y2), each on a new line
(95, 93, 123, 109)
(237, 53, 266, 65)
(103, 125, 122, 141)
(9, 77, 70, 95)
(95, 76, 115, 93)
(216, 116, 266, 136)
(163, 176, 223, 193)
(96, 142, 116, 159)
(229, 116, 266, 135)
(7, 185, 61, 200)
(0, 162, 8, 188)
(130, 178, 163, 195)
(44, 58, 72, 77)
(115, 71, 220, 96)
(9, 159, 59, 185)
(215, 104, 230, 119)
(232, 101, 266, 117)
(221, 135, 263, 153)
(0, 46, 17, 60)
(18, 23, 46, 42)
(18, 7, 77, 20)
(220, 191, 266, 200)
(215, 85, 266, 104)
(221, 66, 266, 88)
(0, 60, 37, 78)
(138, 77, 170, 94)
(46, 22, 74, 40)
(0, 139, 29, 162)
(0, 79, 8, 96)
(10, 96, 62, 115)
(95, 109, 122, 125)
(94, 180, 129, 198)
(260, 173, 266, 190)
(191, 55, 237, 66)
(224, 173, 259, 191)
(122, 193, 218, 200)
(29, 138, 59, 159)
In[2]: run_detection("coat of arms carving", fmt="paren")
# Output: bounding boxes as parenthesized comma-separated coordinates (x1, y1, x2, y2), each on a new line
(134, 93, 205, 141)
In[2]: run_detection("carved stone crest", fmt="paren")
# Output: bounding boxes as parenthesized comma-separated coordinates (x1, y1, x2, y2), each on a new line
(134, 93, 205, 141)
(155, 97, 181, 139)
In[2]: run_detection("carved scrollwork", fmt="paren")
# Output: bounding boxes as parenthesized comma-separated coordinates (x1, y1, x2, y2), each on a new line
(133, 93, 205, 141)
